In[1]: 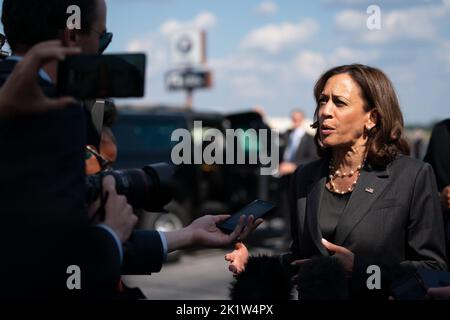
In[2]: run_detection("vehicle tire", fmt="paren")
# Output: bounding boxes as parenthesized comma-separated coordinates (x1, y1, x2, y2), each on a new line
(137, 202, 190, 262)
(164, 201, 191, 227)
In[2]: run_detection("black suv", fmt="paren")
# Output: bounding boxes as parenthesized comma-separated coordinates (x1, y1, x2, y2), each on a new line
(112, 106, 280, 238)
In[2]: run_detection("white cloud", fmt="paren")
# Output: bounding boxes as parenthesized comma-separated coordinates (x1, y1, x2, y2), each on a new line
(294, 51, 327, 80)
(125, 33, 169, 81)
(336, 3, 450, 44)
(211, 45, 380, 102)
(328, 46, 379, 65)
(211, 53, 279, 99)
(126, 38, 153, 52)
(385, 65, 417, 84)
(294, 47, 379, 80)
(211, 54, 276, 73)
(160, 11, 217, 36)
(240, 18, 319, 54)
(256, 1, 278, 15)
(335, 10, 366, 32)
(229, 75, 274, 99)
(323, 0, 368, 5)
(324, 0, 443, 6)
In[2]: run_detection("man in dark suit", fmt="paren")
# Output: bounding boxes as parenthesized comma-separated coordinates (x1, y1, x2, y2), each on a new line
(279, 110, 317, 176)
(424, 119, 450, 261)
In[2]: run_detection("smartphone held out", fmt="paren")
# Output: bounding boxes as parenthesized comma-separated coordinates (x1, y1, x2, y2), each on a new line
(57, 53, 146, 99)
(217, 200, 275, 235)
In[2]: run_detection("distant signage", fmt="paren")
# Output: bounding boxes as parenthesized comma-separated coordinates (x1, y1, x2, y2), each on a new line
(170, 30, 206, 67)
(166, 69, 212, 91)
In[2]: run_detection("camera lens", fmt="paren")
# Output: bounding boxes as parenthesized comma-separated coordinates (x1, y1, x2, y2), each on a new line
(86, 162, 174, 211)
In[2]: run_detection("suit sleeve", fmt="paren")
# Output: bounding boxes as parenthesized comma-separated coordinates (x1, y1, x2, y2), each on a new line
(122, 230, 165, 275)
(424, 121, 450, 192)
(288, 166, 303, 260)
(80, 226, 123, 295)
(401, 163, 448, 271)
(50, 225, 123, 298)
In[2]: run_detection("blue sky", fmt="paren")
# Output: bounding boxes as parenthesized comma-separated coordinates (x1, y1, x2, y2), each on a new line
(2, 0, 450, 125)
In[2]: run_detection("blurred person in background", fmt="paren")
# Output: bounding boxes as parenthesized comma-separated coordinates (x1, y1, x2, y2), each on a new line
(279, 109, 317, 176)
(424, 119, 450, 262)
(411, 128, 425, 159)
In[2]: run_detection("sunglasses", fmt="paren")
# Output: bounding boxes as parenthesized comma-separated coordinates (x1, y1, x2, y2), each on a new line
(91, 29, 113, 54)
(86, 145, 114, 171)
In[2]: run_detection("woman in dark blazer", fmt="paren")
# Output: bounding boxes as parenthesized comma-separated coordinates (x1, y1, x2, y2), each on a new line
(226, 64, 447, 298)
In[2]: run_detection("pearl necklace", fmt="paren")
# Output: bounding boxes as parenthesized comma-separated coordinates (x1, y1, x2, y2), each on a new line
(328, 158, 365, 194)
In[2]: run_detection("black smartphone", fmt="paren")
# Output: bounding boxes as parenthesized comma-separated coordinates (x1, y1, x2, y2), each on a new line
(58, 53, 146, 99)
(217, 200, 275, 234)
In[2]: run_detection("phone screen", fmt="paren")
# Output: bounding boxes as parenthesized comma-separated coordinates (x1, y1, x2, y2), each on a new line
(217, 200, 275, 234)
(57, 53, 146, 99)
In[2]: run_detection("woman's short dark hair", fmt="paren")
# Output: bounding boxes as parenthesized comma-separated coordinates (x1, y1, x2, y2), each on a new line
(313, 64, 410, 167)
(2, 0, 98, 51)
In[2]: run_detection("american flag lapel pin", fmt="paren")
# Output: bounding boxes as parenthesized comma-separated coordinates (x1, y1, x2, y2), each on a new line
(365, 187, 374, 194)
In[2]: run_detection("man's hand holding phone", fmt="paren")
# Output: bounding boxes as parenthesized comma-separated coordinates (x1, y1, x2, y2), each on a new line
(220, 200, 275, 275)
(186, 214, 263, 248)
(163, 214, 263, 253)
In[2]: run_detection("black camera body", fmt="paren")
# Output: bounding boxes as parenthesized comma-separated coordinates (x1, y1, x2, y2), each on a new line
(86, 163, 174, 212)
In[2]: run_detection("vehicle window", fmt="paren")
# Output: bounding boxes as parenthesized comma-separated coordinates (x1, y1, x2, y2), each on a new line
(113, 116, 186, 153)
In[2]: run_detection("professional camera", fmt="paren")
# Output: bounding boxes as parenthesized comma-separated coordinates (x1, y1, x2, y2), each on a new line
(86, 162, 174, 211)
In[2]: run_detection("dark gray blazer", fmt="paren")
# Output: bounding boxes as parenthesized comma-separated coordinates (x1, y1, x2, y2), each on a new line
(289, 154, 448, 272)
